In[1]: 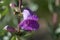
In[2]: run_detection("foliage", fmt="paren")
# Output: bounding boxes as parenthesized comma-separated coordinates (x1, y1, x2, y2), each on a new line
(0, 0, 60, 40)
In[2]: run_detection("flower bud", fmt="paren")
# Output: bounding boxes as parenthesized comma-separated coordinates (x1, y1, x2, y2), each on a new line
(3, 25, 16, 33)
(9, 3, 16, 8)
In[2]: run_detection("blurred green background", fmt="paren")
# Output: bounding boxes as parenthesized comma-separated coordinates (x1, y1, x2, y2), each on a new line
(0, 0, 60, 40)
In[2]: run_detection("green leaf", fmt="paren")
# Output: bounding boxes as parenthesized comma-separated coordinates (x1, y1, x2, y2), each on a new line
(12, 17, 18, 27)
(3, 0, 11, 6)
(11, 36, 16, 40)
(48, 4, 54, 12)
(0, 30, 7, 36)
(8, 16, 18, 27)
(2, 7, 9, 17)
(0, 13, 12, 30)
(48, 0, 54, 12)
(23, 32, 34, 38)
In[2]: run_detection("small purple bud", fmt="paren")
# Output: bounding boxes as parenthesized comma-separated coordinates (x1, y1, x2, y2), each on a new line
(3, 25, 16, 33)
(9, 3, 16, 8)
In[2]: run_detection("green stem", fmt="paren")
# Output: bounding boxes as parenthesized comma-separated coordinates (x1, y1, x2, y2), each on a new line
(19, 0, 21, 13)
(16, 36, 21, 40)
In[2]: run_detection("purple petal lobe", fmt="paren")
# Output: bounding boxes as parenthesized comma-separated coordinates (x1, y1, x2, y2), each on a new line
(27, 15, 39, 21)
(19, 19, 39, 31)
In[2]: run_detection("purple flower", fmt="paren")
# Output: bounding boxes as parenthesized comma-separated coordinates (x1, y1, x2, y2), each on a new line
(19, 8, 39, 31)
(19, 19, 39, 31)
(3, 25, 16, 32)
